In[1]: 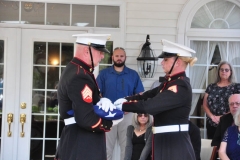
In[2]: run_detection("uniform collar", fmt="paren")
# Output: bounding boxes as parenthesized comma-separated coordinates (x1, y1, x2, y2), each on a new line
(165, 71, 186, 81)
(71, 57, 94, 73)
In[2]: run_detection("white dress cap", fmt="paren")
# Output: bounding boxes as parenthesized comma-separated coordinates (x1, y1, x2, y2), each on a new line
(158, 39, 196, 58)
(72, 33, 111, 53)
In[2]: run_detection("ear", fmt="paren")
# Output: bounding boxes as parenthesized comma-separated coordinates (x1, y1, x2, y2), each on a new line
(83, 46, 89, 56)
(175, 58, 181, 66)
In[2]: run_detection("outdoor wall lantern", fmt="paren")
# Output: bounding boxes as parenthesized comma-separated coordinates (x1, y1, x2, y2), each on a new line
(137, 35, 158, 78)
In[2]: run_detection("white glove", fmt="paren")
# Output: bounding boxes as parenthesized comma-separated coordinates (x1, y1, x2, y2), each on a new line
(112, 117, 124, 126)
(97, 97, 116, 112)
(113, 98, 127, 110)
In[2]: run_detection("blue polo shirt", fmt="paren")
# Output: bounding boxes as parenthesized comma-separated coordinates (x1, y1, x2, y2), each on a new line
(96, 66, 144, 102)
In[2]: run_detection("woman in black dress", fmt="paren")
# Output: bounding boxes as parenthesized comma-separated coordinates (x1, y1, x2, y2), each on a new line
(124, 113, 153, 160)
(203, 61, 240, 139)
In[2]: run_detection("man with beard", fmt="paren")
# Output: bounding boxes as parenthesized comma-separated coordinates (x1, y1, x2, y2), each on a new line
(96, 47, 144, 160)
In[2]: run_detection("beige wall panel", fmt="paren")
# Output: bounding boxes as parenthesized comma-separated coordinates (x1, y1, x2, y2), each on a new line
(125, 48, 162, 57)
(126, 57, 162, 67)
(127, 19, 177, 27)
(126, 26, 176, 35)
(127, 11, 179, 19)
(125, 0, 186, 92)
(127, 3, 183, 12)
(125, 41, 145, 50)
(126, 34, 175, 43)
(125, 49, 143, 57)
(126, 0, 187, 4)
(126, 56, 140, 65)
(126, 41, 164, 50)
(126, 64, 164, 79)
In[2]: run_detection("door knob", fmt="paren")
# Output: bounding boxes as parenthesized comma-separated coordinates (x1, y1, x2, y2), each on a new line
(20, 114, 26, 137)
(7, 113, 13, 137)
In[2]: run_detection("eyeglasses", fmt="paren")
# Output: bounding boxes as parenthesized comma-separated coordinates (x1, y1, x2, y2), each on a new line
(114, 47, 125, 51)
(137, 113, 148, 117)
(229, 102, 240, 107)
(220, 68, 230, 72)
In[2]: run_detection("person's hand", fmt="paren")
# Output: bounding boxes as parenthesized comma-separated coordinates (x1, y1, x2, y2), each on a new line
(214, 115, 221, 124)
(97, 98, 116, 112)
(210, 115, 219, 124)
(113, 98, 127, 110)
(112, 117, 124, 126)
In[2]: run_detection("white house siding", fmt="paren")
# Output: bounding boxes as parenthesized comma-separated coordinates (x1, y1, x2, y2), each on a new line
(111, 1, 191, 159)
(125, 0, 188, 90)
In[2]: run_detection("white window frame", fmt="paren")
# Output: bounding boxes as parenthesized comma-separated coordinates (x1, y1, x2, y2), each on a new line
(177, 0, 240, 138)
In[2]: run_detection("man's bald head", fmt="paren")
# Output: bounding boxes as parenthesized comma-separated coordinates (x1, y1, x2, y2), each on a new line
(228, 94, 240, 115)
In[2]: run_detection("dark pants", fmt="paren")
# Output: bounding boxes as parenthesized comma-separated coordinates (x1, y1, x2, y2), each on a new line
(206, 122, 217, 139)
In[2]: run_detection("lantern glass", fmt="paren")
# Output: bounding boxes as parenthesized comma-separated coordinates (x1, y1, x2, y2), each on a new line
(137, 48, 158, 78)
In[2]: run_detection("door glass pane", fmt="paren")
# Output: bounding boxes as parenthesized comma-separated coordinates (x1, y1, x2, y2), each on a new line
(96, 5, 119, 28)
(31, 41, 73, 160)
(33, 42, 47, 89)
(99, 41, 113, 71)
(47, 3, 70, 26)
(61, 43, 74, 66)
(72, 5, 94, 27)
(21, 2, 45, 25)
(0, 1, 19, 23)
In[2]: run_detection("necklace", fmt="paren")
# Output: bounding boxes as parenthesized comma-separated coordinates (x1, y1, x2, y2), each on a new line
(139, 128, 146, 132)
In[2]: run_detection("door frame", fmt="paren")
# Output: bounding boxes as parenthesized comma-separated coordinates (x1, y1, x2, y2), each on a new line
(0, 27, 22, 160)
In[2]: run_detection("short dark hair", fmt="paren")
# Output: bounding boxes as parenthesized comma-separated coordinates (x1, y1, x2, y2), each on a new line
(113, 47, 126, 54)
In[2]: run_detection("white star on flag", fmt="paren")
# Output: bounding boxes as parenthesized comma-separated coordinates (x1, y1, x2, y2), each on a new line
(105, 112, 116, 117)
(98, 105, 103, 110)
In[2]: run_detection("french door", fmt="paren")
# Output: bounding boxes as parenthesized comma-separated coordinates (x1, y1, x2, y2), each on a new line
(0, 27, 86, 160)
(0, 26, 121, 159)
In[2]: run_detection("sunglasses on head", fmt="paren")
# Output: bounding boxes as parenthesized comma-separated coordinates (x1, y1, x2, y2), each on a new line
(137, 113, 148, 117)
(220, 68, 230, 72)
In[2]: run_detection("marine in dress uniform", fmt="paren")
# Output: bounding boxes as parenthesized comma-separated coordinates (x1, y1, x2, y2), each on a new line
(109, 39, 198, 160)
(55, 34, 122, 160)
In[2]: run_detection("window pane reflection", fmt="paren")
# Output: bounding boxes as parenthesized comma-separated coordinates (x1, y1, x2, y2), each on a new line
(1, 2, 121, 28)
(48, 43, 60, 65)
(47, 67, 59, 89)
(61, 43, 74, 65)
(32, 91, 45, 112)
(47, 3, 70, 25)
(0, 1, 19, 23)
(34, 42, 46, 64)
(72, 5, 94, 27)
(100, 41, 113, 64)
(21, 2, 45, 24)
(96, 5, 119, 28)
(33, 66, 46, 89)
(47, 91, 58, 108)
